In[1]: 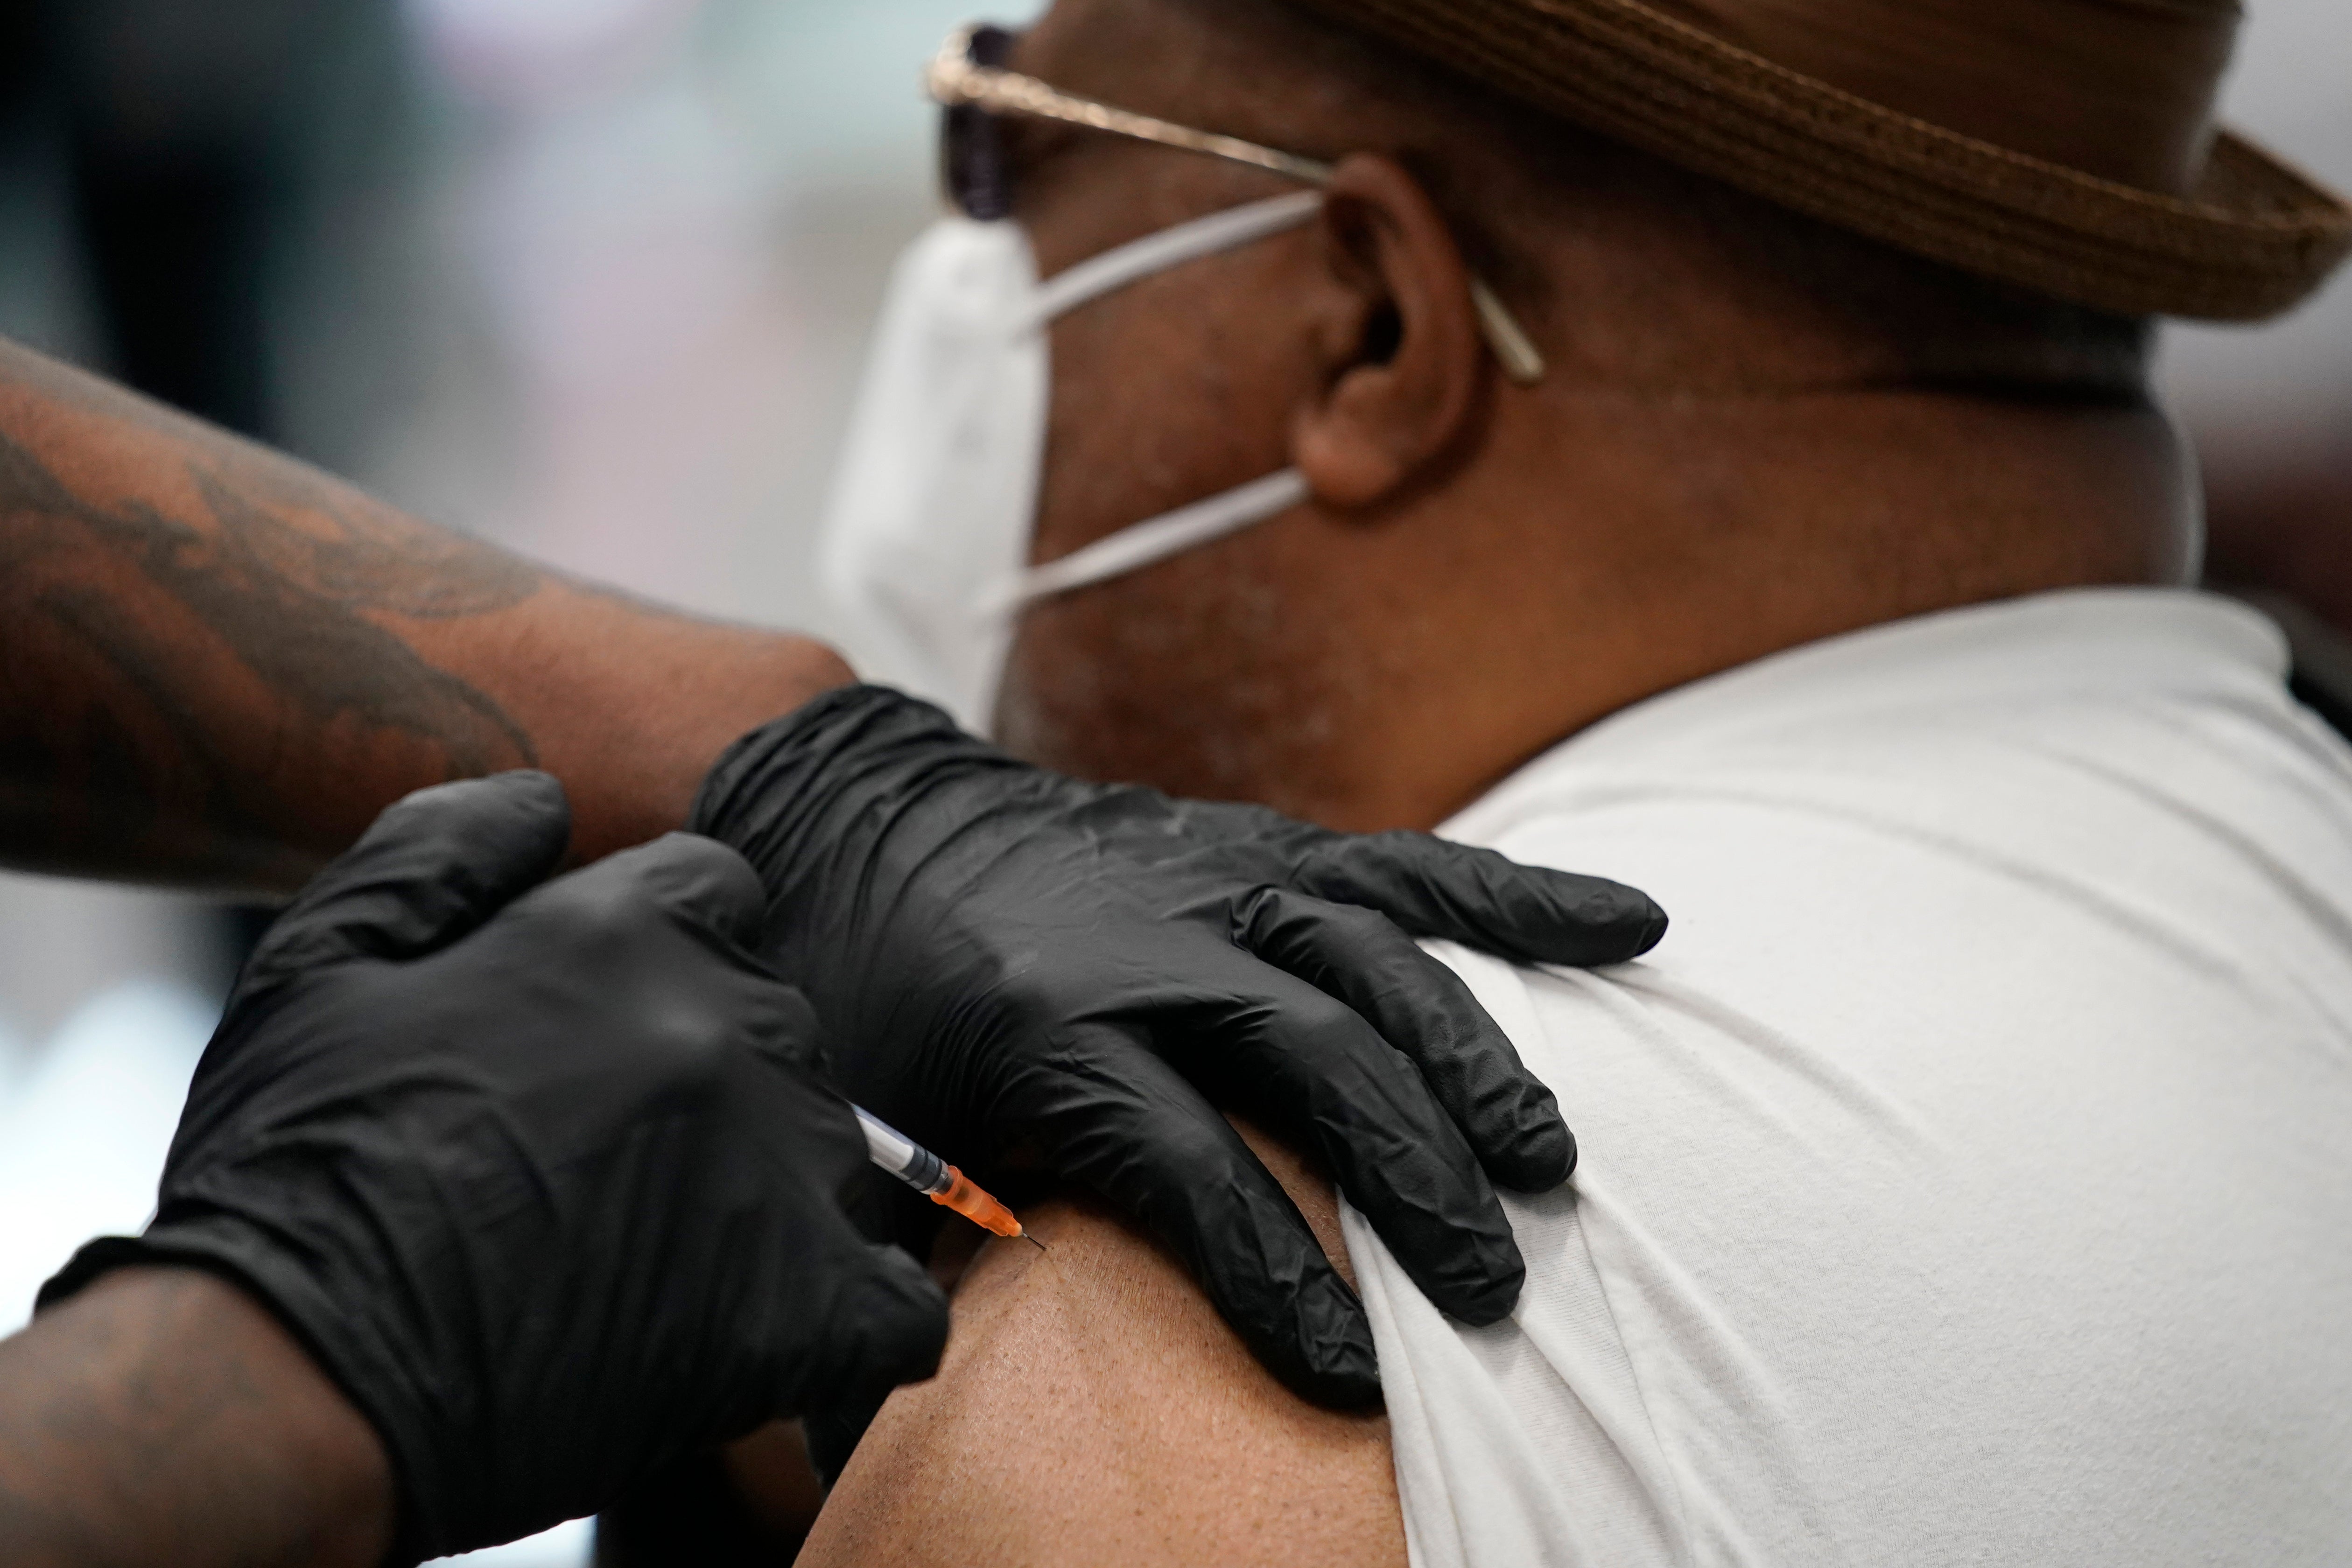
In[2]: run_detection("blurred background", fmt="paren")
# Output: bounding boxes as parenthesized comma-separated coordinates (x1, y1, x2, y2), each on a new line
(0, 1, 1033, 1561)
(0, 0, 2341, 1561)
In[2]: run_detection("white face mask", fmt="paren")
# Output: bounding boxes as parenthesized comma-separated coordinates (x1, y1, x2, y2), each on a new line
(815, 191, 1324, 733)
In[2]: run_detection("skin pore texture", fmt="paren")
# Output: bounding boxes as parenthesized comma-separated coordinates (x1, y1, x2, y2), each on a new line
(0, 337, 851, 891)
(800, 0, 2198, 1562)
(0, 1268, 392, 1568)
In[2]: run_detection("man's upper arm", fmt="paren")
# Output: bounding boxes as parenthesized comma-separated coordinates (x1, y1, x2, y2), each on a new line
(797, 1126, 1408, 1568)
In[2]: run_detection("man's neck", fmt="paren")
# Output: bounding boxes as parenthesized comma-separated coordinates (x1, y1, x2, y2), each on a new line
(1312, 390, 2198, 832)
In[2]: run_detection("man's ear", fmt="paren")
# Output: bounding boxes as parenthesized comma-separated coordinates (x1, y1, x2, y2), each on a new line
(1289, 153, 1488, 509)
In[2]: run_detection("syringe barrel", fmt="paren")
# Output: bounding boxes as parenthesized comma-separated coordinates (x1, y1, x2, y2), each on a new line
(934, 1164, 1025, 1239)
(854, 1106, 1023, 1238)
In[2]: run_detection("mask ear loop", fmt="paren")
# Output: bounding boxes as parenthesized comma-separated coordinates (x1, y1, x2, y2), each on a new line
(982, 469, 1313, 614)
(1017, 190, 1327, 331)
(977, 193, 1329, 616)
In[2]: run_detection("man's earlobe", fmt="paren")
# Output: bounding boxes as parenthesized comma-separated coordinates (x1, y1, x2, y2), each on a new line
(1290, 154, 1488, 511)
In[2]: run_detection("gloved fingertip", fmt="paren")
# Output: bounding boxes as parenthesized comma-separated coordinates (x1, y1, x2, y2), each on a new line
(1532, 882, 1668, 966)
(1310, 1358, 1386, 1412)
(386, 770, 572, 852)
(1566, 884, 1667, 962)
(1487, 1116, 1577, 1192)
(792, 1241, 948, 1484)
(1631, 899, 1670, 958)
(1291, 1286, 1383, 1411)
(487, 767, 567, 812)
(602, 833, 771, 948)
(841, 1242, 951, 1391)
(1445, 1261, 1525, 1329)
(1405, 1221, 1526, 1328)
(249, 770, 573, 981)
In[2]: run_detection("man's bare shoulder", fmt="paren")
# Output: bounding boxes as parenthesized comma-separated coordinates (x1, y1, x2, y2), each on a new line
(799, 1128, 1406, 1568)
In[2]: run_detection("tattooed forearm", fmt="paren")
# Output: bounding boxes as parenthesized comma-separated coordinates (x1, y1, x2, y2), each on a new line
(0, 1269, 391, 1568)
(0, 335, 854, 889)
(0, 343, 544, 885)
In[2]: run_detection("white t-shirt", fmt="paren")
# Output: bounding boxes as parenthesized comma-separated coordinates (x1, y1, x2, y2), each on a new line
(1341, 588, 2352, 1568)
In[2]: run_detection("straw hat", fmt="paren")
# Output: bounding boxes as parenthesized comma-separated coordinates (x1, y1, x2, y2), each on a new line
(1291, 0, 2352, 320)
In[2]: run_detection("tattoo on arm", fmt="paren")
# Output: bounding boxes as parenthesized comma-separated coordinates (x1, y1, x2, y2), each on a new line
(0, 1269, 392, 1568)
(0, 394, 547, 886)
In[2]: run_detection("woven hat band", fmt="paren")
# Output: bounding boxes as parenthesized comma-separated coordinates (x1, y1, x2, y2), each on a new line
(1295, 0, 2352, 320)
(1647, 0, 2240, 198)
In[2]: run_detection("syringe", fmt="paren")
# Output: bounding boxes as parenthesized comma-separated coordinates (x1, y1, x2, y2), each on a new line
(855, 1106, 1047, 1252)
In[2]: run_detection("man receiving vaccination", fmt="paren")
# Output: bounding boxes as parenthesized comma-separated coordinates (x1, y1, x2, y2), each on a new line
(788, 0, 2352, 1563)
(0, 37, 1675, 1557)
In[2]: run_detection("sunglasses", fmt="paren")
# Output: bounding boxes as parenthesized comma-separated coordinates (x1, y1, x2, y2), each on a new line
(925, 22, 1547, 385)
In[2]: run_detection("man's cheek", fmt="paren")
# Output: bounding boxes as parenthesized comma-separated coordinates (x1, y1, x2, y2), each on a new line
(1039, 291, 1263, 561)
(1038, 321, 1153, 561)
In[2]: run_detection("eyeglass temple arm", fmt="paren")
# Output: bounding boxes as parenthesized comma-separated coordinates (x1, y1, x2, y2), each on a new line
(931, 51, 1336, 187)
(928, 34, 1548, 385)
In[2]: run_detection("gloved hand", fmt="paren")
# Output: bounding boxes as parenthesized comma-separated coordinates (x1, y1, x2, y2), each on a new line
(690, 686, 1666, 1407)
(38, 773, 948, 1565)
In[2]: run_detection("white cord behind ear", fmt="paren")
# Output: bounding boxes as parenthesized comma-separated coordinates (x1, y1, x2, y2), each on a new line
(1021, 191, 1326, 330)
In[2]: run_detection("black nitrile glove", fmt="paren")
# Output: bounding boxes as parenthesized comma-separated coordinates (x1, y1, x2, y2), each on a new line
(690, 686, 1666, 1409)
(38, 773, 948, 1565)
